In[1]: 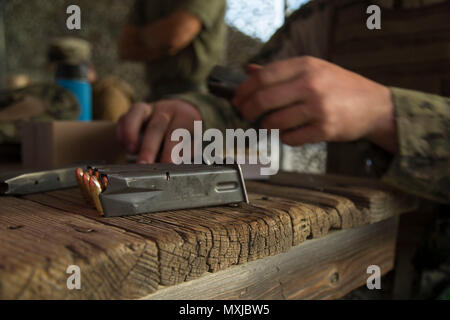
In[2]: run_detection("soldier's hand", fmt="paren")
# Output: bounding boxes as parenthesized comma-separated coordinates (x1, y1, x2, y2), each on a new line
(233, 56, 397, 153)
(116, 100, 202, 163)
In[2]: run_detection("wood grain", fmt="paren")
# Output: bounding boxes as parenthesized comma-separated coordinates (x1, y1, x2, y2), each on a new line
(0, 172, 414, 299)
(145, 217, 399, 300)
(267, 172, 418, 223)
(246, 181, 364, 230)
(0, 196, 159, 299)
(23, 190, 340, 287)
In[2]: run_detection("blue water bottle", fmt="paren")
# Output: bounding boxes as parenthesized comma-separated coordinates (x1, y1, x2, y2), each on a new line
(56, 63, 92, 121)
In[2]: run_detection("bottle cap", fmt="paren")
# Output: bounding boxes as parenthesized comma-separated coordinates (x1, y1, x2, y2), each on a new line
(56, 63, 89, 80)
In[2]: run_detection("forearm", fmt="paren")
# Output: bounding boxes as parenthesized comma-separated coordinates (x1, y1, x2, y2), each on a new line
(118, 27, 168, 62)
(121, 11, 201, 63)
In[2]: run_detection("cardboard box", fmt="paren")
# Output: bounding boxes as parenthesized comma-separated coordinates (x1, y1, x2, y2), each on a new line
(21, 121, 126, 169)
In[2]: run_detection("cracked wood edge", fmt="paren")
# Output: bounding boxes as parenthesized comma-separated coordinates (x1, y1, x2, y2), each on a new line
(144, 217, 399, 300)
(19, 185, 367, 297)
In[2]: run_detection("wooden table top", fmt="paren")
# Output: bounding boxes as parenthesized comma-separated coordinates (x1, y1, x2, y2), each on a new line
(0, 171, 417, 299)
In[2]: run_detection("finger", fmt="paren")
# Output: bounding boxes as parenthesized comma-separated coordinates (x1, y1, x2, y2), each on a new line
(138, 106, 173, 164)
(159, 137, 177, 163)
(280, 123, 327, 146)
(246, 63, 263, 74)
(158, 114, 196, 163)
(260, 103, 315, 131)
(119, 102, 153, 153)
(240, 77, 308, 122)
(160, 109, 201, 163)
(233, 58, 305, 107)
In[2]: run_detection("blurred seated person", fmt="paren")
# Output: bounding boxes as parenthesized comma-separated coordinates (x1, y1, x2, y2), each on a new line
(118, 0, 226, 101)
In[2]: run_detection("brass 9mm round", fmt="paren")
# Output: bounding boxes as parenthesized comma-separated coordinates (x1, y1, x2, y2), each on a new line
(75, 168, 106, 216)
(89, 176, 104, 216)
(75, 168, 90, 202)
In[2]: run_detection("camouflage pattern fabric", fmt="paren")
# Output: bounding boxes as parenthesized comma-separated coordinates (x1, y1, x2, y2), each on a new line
(0, 84, 79, 144)
(382, 87, 450, 204)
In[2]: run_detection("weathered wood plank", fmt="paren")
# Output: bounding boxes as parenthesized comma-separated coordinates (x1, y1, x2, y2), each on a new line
(22, 184, 378, 290)
(144, 217, 399, 300)
(23, 190, 340, 287)
(1, 170, 410, 299)
(0, 196, 159, 299)
(246, 181, 365, 229)
(267, 172, 418, 223)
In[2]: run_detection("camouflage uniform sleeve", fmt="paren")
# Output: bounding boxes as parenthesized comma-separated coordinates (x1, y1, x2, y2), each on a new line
(382, 87, 450, 204)
(166, 92, 251, 133)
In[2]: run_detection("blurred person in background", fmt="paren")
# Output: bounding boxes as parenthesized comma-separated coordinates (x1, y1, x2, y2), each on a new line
(118, 0, 226, 101)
